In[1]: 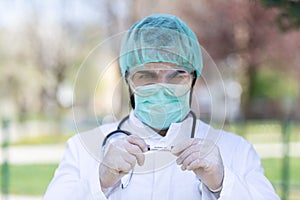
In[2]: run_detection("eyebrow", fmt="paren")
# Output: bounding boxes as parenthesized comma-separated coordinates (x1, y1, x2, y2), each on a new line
(135, 71, 159, 76)
(166, 69, 188, 77)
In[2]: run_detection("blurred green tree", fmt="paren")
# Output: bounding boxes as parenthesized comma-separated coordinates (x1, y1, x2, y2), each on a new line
(260, 0, 300, 31)
(176, 0, 300, 119)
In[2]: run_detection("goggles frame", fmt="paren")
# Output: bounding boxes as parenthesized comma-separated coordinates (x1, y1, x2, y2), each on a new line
(126, 66, 195, 97)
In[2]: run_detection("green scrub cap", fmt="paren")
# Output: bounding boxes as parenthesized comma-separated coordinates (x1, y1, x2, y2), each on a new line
(119, 14, 203, 77)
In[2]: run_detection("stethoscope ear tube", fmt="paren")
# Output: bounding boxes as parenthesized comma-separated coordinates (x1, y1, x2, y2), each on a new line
(102, 111, 196, 147)
(102, 129, 131, 147)
(102, 115, 131, 147)
(190, 111, 196, 138)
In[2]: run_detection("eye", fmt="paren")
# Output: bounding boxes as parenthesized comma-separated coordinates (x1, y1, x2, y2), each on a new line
(168, 70, 188, 78)
(131, 71, 159, 86)
(166, 70, 191, 84)
(135, 72, 157, 79)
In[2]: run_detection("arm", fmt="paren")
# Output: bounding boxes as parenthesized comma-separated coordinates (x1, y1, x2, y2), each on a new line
(218, 138, 279, 200)
(43, 137, 107, 200)
(99, 135, 148, 194)
(172, 136, 279, 200)
(171, 139, 224, 199)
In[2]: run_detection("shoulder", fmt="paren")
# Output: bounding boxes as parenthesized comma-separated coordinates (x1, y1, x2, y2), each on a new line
(67, 122, 118, 142)
(195, 120, 267, 176)
(196, 120, 253, 154)
(196, 120, 244, 140)
(64, 122, 119, 159)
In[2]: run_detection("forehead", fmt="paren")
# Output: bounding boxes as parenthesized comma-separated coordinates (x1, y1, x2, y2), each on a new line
(143, 62, 177, 69)
(130, 62, 188, 73)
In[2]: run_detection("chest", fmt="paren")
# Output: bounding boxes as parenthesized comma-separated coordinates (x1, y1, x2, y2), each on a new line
(109, 161, 202, 200)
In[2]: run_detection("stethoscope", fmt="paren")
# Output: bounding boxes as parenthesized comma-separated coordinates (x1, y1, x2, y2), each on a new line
(101, 110, 197, 189)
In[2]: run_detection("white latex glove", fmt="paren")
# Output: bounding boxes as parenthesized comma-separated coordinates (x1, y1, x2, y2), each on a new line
(171, 138, 224, 192)
(99, 135, 148, 192)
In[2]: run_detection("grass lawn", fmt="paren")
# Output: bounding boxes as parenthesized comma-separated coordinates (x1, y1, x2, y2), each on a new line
(262, 158, 300, 184)
(0, 158, 300, 196)
(262, 157, 300, 199)
(0, 164, 58, 196)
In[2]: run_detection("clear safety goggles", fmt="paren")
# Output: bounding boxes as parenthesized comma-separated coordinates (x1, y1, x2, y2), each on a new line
(126, 66, 194, 97)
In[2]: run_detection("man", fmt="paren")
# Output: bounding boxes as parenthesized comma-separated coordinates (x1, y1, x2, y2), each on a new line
(44, 14, 279, 200)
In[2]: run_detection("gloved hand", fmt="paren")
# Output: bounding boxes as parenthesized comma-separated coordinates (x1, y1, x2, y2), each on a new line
(171, 139, 224, 192)
(99, 135, 148, 192)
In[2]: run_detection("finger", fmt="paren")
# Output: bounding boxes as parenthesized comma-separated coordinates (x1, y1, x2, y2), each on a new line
(124, 142, 145, 166)
(171, 138, 195, 156)
(119, 161, 134, 174)
(186, 158, 208, 171)
(121, 151, 137, 171)
(103, 145, 136, 173)
(100, 161, 119, 175)
(126, 135, 148, 152)
(180, 151, 200, 169)
(176, 143, 199, 165)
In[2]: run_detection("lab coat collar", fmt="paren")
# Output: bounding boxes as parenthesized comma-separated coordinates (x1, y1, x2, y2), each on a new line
(122, 110, 195, 146)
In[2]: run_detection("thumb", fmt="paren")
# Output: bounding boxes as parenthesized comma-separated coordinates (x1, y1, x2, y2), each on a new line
(171, 138, 195, 156)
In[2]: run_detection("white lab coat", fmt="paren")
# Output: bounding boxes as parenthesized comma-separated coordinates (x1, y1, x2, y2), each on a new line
(43, 111, 279, 200)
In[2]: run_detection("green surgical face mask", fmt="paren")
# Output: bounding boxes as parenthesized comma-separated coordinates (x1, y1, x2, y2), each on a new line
(134, 83, 190, 130)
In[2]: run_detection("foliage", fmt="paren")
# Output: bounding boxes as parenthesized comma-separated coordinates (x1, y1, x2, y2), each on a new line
(178, 0, 300, 119)
(250, 67, 298, 101)
(1, 0, 300, 121)
(261, 0, 300, 31)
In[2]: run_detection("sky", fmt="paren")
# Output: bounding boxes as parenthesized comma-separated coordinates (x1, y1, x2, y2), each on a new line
(0, 0, 109, 29)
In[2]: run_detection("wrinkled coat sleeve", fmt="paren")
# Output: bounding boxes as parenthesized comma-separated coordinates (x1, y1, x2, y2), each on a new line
(43, 136, 107, 200)
(207, 135, 280, 200)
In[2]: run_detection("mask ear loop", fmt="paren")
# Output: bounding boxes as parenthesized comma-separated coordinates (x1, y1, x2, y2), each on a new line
(101, 114, 131, 147)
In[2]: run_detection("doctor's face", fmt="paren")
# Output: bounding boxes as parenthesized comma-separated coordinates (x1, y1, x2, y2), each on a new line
(126, 63, 194, 97)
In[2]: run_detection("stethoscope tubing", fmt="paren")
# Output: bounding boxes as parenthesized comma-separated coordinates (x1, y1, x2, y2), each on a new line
(101, 111, 197, 189)
(103, 111, 196, 147)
